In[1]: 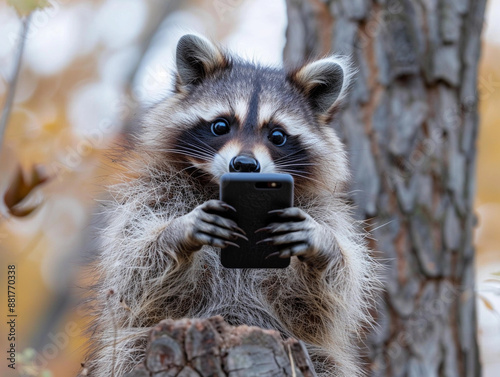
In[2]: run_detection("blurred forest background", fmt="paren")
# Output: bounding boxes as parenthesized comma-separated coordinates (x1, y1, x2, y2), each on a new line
(0, 0, 499, 376)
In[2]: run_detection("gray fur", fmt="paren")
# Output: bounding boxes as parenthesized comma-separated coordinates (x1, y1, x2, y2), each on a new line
(83, 35, 380, 377)
(291, 58, 344, 114)
(176, 34, 228, 86)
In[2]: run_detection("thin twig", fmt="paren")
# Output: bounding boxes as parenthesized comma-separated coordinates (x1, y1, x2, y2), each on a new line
(0, 14, 31, 152)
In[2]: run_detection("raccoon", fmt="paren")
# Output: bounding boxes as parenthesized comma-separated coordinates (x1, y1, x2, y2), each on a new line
(84, 34, 379, 377)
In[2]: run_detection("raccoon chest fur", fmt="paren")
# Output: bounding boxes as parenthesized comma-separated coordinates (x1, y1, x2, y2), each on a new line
(174, 247, 286, 333)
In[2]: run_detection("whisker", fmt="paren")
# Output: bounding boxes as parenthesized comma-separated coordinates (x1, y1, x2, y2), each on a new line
(176, 142, 216, 157)
(274, 149, 308, 163)
(181, 131, 217, 153)
(276, 157, 318, 163)
(275, 162, 318, 168)
(366, 220, 394, 233)
(174, 144, 215, 156)
(278, 170, 314, 177)
(155, 148, 214, 161)
(278, 169, 327, 188)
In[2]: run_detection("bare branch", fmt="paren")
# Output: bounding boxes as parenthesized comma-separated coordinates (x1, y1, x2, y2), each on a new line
(0, 14, 31, 152)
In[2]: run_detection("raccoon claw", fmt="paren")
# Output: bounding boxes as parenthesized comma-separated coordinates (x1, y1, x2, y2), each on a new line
(201, 199, 236, 213)
(256, 237, 273, 245)
(256, 221, 306, 234)
(268, 208, 307, 220)
(183, 200, 247, 251)
(223, 241, 240, 248)
(257, 231, 310, 246)
(278, 243, 310, 258)
(255, 226, 272, 234)
(220, 203, 237, 212)
(259, 207, 322, 259)
(258, 229, 315, 259)
(265, 243, 310, 259)
(232, 225, 247, 235)
(231, 232, 249, 241)
(192, 232, 240, 249)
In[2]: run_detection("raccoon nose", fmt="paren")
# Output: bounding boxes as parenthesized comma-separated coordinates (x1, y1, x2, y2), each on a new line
(229, 155, 261, 173)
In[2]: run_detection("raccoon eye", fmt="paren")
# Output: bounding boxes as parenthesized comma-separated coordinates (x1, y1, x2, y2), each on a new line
(269, 129, 287, 146)
(211, 118, 230, 136)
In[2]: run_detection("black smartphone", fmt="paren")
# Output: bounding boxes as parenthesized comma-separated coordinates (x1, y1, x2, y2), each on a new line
(219, 173, 294, 268)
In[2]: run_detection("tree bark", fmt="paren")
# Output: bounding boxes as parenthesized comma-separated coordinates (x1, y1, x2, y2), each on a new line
(283, 0, 486, 376)
(122, 316, 317, 377)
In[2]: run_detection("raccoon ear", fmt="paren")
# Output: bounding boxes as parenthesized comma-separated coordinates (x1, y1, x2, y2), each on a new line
(289, 57, 349, 118)
(175, 34, 228, 86)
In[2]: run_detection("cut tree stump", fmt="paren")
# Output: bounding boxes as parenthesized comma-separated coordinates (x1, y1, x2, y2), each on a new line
(122, 316, 317, 377)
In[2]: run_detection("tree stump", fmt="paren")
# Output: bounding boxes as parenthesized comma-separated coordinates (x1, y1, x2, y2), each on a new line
(123, 316, 317, 377)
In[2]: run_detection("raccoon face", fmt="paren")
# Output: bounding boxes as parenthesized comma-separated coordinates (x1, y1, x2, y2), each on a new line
(142, 34, 351, 192)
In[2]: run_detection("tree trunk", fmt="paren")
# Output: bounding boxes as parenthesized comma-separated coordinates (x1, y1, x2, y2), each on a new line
(283, 0, 486, 376)
(122, 316, 317, 377)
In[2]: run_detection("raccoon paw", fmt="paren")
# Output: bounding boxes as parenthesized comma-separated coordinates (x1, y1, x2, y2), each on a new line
(256, 208, 325, 260)
(183, 200, 248, 251)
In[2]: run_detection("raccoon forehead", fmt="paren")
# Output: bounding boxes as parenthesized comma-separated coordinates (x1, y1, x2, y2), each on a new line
(162, 98, 247, 127)
(149, 64, 321, 136)
(169, 102, 232, 125)
(178, 64, 304, 118)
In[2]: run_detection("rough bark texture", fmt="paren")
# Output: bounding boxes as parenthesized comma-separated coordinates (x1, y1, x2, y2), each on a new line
(284, 0, 486, 376)
(122, 316, 317, 377)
